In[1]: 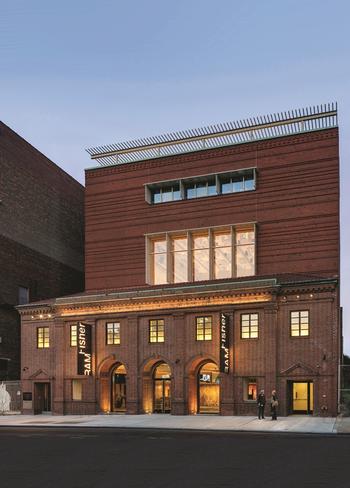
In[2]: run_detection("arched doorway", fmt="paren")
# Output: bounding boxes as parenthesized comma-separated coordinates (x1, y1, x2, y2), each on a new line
(153, 363, 171, 413)
(111, 364, 127, 413)
(198, 362, 220, 414)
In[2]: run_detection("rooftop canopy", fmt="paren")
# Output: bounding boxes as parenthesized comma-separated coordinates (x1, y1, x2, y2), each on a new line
(86, 102, 337, 167)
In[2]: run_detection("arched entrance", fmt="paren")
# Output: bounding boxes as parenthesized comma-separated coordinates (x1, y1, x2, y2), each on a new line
(153, 363, 171, 413)
(198, 362, 220, 414)
(111, 364, 127, 413)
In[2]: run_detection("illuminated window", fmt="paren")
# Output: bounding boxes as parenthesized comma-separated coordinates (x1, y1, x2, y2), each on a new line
(147, 224, 255, 285)
(151, 239, 167, 285)
(241, 313, 259, 339)
(172, 236, 188, 283)
(106, 323, 121, 345)
(149, 319, 165, 343)
(37, 327, 49, 348)
(196, 316, 212, 341)
(214, 231, 232, 279)
(236, 230, 255, 277)
(290, 311, 309, 337)
(244, 378, 257, 401)
(70, 325, 77, 346)
(72, 380, 82, 401)
(193, 234, 210, 281)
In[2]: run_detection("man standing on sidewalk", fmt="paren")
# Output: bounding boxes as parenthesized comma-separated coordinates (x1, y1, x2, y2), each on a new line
(257, 389, 266, 419)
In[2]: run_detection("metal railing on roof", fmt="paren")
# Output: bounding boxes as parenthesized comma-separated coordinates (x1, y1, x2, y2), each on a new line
(86, 103, 338, 167)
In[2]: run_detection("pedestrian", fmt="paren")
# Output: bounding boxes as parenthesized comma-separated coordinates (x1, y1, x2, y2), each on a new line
(257, 389, 266, 419)
(270, 390, 278, 420)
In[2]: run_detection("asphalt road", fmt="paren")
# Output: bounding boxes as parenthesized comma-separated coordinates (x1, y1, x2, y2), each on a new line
(0, 428, 349, 488)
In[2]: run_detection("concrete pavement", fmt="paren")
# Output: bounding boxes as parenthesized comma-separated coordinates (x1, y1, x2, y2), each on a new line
(1, 413, 348, 434)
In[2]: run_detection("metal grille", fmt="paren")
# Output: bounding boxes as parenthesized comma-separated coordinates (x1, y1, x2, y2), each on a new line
(87, 103, 338, 167)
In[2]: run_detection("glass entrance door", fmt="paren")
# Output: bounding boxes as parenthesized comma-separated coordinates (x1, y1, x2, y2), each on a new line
(111, 364, 126, 412)
(198, 362, 220, 414)
(153, 363, 171, 413)
(292, 381, 313, 414)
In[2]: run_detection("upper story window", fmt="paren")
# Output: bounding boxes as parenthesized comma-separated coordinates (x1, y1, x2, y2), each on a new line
(145, 168, 256, 204)
(147, 224, 255, 285)
(152, 183, 181, 204)
(196, 316, 212, 341)
(149, 319, 165, 343)
(185, 177, 217, 199)
(106, 322, 121, 345)
(221, 172, 255, 194)
(70, 325, 77, 346)
(37, 327, 50, 348)
(18, 286, 29, 305)
(290, 311, 309, 337)
(241, 313, 259, 339)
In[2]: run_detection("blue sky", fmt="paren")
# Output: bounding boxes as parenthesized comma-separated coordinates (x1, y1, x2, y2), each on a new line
(1, 0, 349, 352)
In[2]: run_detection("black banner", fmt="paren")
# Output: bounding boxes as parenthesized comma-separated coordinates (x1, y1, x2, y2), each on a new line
(77, 323, 92, 376)
(220, 313, 230, 374)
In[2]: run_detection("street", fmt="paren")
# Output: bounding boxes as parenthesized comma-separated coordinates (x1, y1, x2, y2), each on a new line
(0, 428, 348, 488)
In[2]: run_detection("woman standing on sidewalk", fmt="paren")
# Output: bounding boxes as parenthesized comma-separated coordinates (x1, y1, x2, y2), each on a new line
(270, 390, 278, 420)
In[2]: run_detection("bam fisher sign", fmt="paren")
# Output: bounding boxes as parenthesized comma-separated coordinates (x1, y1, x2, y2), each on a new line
(77, 323, 92, 376)
(220, 313, 230, 374)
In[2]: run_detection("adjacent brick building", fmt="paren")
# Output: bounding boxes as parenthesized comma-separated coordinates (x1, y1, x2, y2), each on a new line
(0, 122, 84, 381)
(18, 104, 341, 417)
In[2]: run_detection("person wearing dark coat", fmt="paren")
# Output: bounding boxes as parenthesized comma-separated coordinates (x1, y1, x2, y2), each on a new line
(270, 390, 278, 420)
(257, 389, 266, 419)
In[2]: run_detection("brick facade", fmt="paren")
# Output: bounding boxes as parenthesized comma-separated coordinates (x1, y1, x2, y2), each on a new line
(18, 120, 341, 417)
(0, 122, 84, 380)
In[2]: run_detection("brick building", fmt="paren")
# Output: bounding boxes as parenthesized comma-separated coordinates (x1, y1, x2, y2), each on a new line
(19, 104, 341, 417)
(0, 122, 84, 381)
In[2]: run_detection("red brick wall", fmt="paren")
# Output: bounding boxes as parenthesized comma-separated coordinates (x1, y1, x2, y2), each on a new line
(0, 122, 84, 379)
(85, 129, 339, 291)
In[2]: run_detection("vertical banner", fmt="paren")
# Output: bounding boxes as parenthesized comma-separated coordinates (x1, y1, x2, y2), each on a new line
(77, 323, 92, 376)
(220, 313, 230, 373)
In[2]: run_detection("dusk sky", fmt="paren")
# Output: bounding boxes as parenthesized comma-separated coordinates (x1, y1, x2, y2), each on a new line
(1, 0, 349, 352)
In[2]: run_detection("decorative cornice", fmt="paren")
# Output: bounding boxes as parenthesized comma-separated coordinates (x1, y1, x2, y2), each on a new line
(58, 291, 272, 317)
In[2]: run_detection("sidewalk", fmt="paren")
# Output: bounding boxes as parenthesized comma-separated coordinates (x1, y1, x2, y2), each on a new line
(0, 413, 347, 434)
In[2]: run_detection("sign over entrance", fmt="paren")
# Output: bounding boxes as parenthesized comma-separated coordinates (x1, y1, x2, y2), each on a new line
(77, 323, 92, 376)
(220, 313, 230, 374)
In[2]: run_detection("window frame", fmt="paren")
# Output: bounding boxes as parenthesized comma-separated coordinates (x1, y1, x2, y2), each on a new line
(290, 310, 310, 337)
(240, 313, 259, 340)
(37, 327, 50, 349)
(196, 316, 213, 341)
(146, 223, 256, 285)
(243, 377, 258, 402)
(70, 325, 77, 347)
(72, 379, 83, 401)
(18, 286, 29, 305)
(149, 319, 165, 343)
(106, 322, 121, 345)
(145, 168, 256, 205)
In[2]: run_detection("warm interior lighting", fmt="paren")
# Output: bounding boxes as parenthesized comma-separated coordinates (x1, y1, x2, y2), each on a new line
(60, 293, 272, 317)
